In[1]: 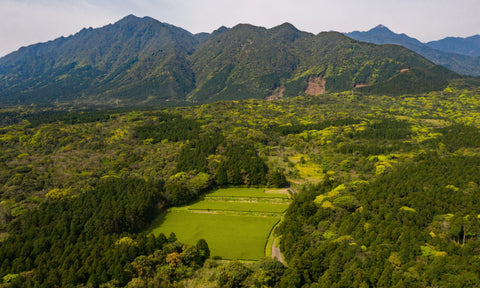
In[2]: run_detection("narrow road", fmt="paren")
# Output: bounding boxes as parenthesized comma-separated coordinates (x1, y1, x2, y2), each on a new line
(271, 238, 286, 265)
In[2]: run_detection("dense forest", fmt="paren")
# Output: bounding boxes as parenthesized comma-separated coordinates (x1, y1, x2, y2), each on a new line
(278, 155, 480, 287)
(0, 178, 212, 287)
(1, 82, 480, 286)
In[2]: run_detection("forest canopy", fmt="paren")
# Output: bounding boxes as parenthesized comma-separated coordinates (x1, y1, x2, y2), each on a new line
(1, 84, 480, 287)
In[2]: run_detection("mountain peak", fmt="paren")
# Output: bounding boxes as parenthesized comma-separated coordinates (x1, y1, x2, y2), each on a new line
(271, 22, 299, 32)
(371, 24, 393, 33)
(117, 14, 141, 23)
(212, 26, 229, 36)
(115, 14, 160, 26)
(269, 22, 303, 42)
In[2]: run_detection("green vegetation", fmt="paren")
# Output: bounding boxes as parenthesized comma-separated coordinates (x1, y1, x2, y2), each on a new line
(277, 154, 480, 287)
(345, 25, 480, 76)
(151, 188, 290, 261)
(134, 112, 201, 143)
(0, 178, 211, 287)
(190, 26, 443, 102)
(188, 201, 289, 213)
(205, 188, 289, 199)
(0, 81, 480, 286)
(152, 211, 280, 260)
(0, 15, 462, 107)
(359, 66, 458, 95)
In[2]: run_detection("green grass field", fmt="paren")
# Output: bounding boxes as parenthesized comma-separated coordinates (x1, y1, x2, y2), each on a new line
(151, 210, 280, 260)
(188, 201, 289, 213)
(150, 188, 290, 260)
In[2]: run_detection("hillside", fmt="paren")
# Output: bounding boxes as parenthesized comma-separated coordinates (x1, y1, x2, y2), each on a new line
(345, 25, 480, 76)
(189, 23, 441, 102)
(0, 16, 459, 107)
(0, 15, 198, 106)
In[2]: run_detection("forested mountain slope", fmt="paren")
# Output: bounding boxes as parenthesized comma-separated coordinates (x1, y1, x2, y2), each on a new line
(190, 23, 441, 102)
(0, 15, 198, 106)
(0, 15, 459, 107)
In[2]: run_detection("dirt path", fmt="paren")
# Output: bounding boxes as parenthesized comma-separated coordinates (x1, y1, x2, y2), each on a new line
(271, 238, 286, 265)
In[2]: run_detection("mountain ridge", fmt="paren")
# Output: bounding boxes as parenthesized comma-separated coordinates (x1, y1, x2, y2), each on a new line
(426, 35, 480, 57)
(0, 15, 463, 107)
(345, 25, 480, 76)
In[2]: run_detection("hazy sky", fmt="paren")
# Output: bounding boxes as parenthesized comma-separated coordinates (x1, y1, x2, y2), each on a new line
(1, 0, 479, 57)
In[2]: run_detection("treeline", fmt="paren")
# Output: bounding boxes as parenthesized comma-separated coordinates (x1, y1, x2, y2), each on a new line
(277, 154, 480, 287)
(0, 177, 211, 287)
(175, 131, 286, 188)
(168, 140, 285, 205)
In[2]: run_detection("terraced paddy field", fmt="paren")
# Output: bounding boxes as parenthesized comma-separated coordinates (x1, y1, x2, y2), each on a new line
(205, 187, 290, 199)
(151, 188, 291, 260)
(188, 201, 289, 213)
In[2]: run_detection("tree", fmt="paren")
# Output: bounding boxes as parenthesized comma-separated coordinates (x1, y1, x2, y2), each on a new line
(269, 169, 289, 188)
(168, 232, 177, 243)
(255, 259, 286, 287)
(196, 239, 210, 261)
(218, 261, 252, 288)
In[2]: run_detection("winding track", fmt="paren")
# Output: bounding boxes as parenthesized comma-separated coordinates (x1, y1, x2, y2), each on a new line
(271, 238, 286, 265)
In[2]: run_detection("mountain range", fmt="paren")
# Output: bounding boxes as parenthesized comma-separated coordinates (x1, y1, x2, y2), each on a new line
(0, 15, 468, 107)
(345, 25, 480, 76)
(427, 35, 480, 57)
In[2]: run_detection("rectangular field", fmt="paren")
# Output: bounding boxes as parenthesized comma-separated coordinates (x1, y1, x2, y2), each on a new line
(188, 201, 289, 213)
(151, 210, 280, 260)
(206, 187, 289, 199)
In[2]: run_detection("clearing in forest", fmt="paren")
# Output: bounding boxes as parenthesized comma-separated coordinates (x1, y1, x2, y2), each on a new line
(151, 188, 291, 260)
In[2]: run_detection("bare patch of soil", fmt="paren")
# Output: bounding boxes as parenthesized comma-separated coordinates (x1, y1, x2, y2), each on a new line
(305, 76, 326, 95)
(265, 188, 289, 195)
(354, 82, 369, 88)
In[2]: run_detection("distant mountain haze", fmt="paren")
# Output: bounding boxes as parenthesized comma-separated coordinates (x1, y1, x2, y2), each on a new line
(426, 35, 480, 57)
(345, 25, 480, 76)
(0, 15, 464, 106)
